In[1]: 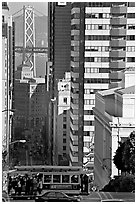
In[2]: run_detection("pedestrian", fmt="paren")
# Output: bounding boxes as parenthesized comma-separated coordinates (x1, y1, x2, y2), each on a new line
(33, 176, 38, 195)
(17, 179, 22, 195)
(37, 178, 43, 194)
(25, 177, 30, 195)
(30, 177, 34, 195)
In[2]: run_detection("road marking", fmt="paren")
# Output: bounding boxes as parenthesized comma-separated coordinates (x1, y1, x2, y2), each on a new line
(102, 192, 108, 199)
(107, 192, 113, 199)
(97, 192, 103, 200)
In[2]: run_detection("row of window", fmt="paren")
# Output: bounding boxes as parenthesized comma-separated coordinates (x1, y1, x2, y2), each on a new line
(85, 46, 135, 52)
(85, 57, 135, 62)
(84, 121, 94, 126)
(85, 2, 135, 7)
(85, 68, 110, 73)
(84, 110, 93, 115)
(84, 99, 95, 105)
(84, 131, 94, 136)
(85, 13, 135, 19)
(44, 174, 79, 184)
(85, 35, 135, 41)
(84, 78, 110, 83)
(84, 89, 104, 94)
(85, 24, 135, 30)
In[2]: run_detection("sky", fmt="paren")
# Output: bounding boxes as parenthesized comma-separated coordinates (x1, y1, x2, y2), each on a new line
(8, 1, 48, 16)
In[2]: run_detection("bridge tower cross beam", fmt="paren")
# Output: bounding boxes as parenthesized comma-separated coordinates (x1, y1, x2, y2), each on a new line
(23, 5, 36, 77)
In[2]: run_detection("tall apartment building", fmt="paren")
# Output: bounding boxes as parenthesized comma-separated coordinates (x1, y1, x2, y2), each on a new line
(70, 2, 135, 167)
(2, 2, 15, 154)
(57, 72, 71, 165)
(48, 2, 71, 164)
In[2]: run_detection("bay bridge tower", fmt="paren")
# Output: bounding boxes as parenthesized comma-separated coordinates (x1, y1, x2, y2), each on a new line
(23, 5, 36, 77)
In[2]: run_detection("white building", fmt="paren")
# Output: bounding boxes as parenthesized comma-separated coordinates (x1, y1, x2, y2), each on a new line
(70, 2, 135, 169)
(57, 72, 71, 165)
(93, 84, 135, 189)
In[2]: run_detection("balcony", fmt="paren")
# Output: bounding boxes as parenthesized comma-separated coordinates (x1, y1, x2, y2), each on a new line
(109, 71, 124, 80)
(110, 50, 126, 58)
(110, 18, 127, 25)
(110, 28, 126, 36)
(111, 6, 127, 14)
(110, 61, 125, 69)
(110, 39, 126, 47)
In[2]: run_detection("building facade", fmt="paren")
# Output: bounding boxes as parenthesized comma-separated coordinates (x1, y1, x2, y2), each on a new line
(93, 85, 135, 189)
(48, 2, 72, 164)
(2, 2, 15, 153)
(70, 2, 135, 168)
(57, 72, 71, 165)
(13, 64, 48, 166)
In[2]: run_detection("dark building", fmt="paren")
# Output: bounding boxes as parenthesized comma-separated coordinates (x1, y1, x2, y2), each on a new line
(48, 2, 71, 165)
(48, 2, 71, 81)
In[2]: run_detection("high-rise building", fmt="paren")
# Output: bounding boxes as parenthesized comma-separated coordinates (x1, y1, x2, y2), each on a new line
(13, 70, 48, 166)
(2, 2, 15, 154)
(48, 2, 71, 165)
(70, 2, 135, 168)
(48, 2, 71, 81)
(57, 72, 71, 165)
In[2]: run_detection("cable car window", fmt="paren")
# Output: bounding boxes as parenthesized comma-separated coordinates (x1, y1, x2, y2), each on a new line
(53, 175, 61, 183)
(62, 175, 69, 183)
(44, 175, 52, 183)
(71, 175, 79, 183)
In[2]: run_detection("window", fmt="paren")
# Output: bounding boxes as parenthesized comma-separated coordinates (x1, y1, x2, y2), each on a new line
(63, 146, 66, 150)
(99, 13, 103, 18)
(84, 110, 93, 115)
(63, 131, 66, 136)
(63, 110, 67, 114)
(53, 175, 61, 183)
(128, 2, 135, 7)
(127, 13, 135, 18)
(63, 97, 67, 104)
(127, 35, 135, 41)
(126, 46, 135, 52)
(127, 57, 135, 62)
(63, 124, 67, 129)
(85, 35, 110, 41)
(2, 15, 4, 23)
(71, 175, 79, 183)
(84, 99, 95, 105)
(98, 25, 103, 30)
(62, 175, 69, 183)
(44, 175, 52, 183)
(128, 24, 135, 29)
(84, 121, 94, 126)
(63, 138, 66, 143)
(63, 117, 67, 122)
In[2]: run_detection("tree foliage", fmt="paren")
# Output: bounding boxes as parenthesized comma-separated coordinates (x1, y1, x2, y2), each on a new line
(102, 174, 135, 192)
(113, 131, 135, 175)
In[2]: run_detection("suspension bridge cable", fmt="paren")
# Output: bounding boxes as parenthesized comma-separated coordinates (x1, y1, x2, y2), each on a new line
(12, 8, 23, 16)
(34, 8, 47, 17)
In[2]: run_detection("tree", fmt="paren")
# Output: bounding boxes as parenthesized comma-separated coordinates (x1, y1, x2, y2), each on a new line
(113, 131, 135, 175)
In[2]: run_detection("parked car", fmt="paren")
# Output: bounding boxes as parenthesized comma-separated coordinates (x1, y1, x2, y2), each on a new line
(35, 191, 81, 202)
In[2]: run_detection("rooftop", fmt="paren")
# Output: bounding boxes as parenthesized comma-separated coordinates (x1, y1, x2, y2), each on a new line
(116, 85, 135, 95)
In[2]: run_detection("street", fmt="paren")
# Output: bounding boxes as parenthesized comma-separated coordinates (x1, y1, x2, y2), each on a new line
(81, 192, 135, 202)
(10, 192, 135, 202)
